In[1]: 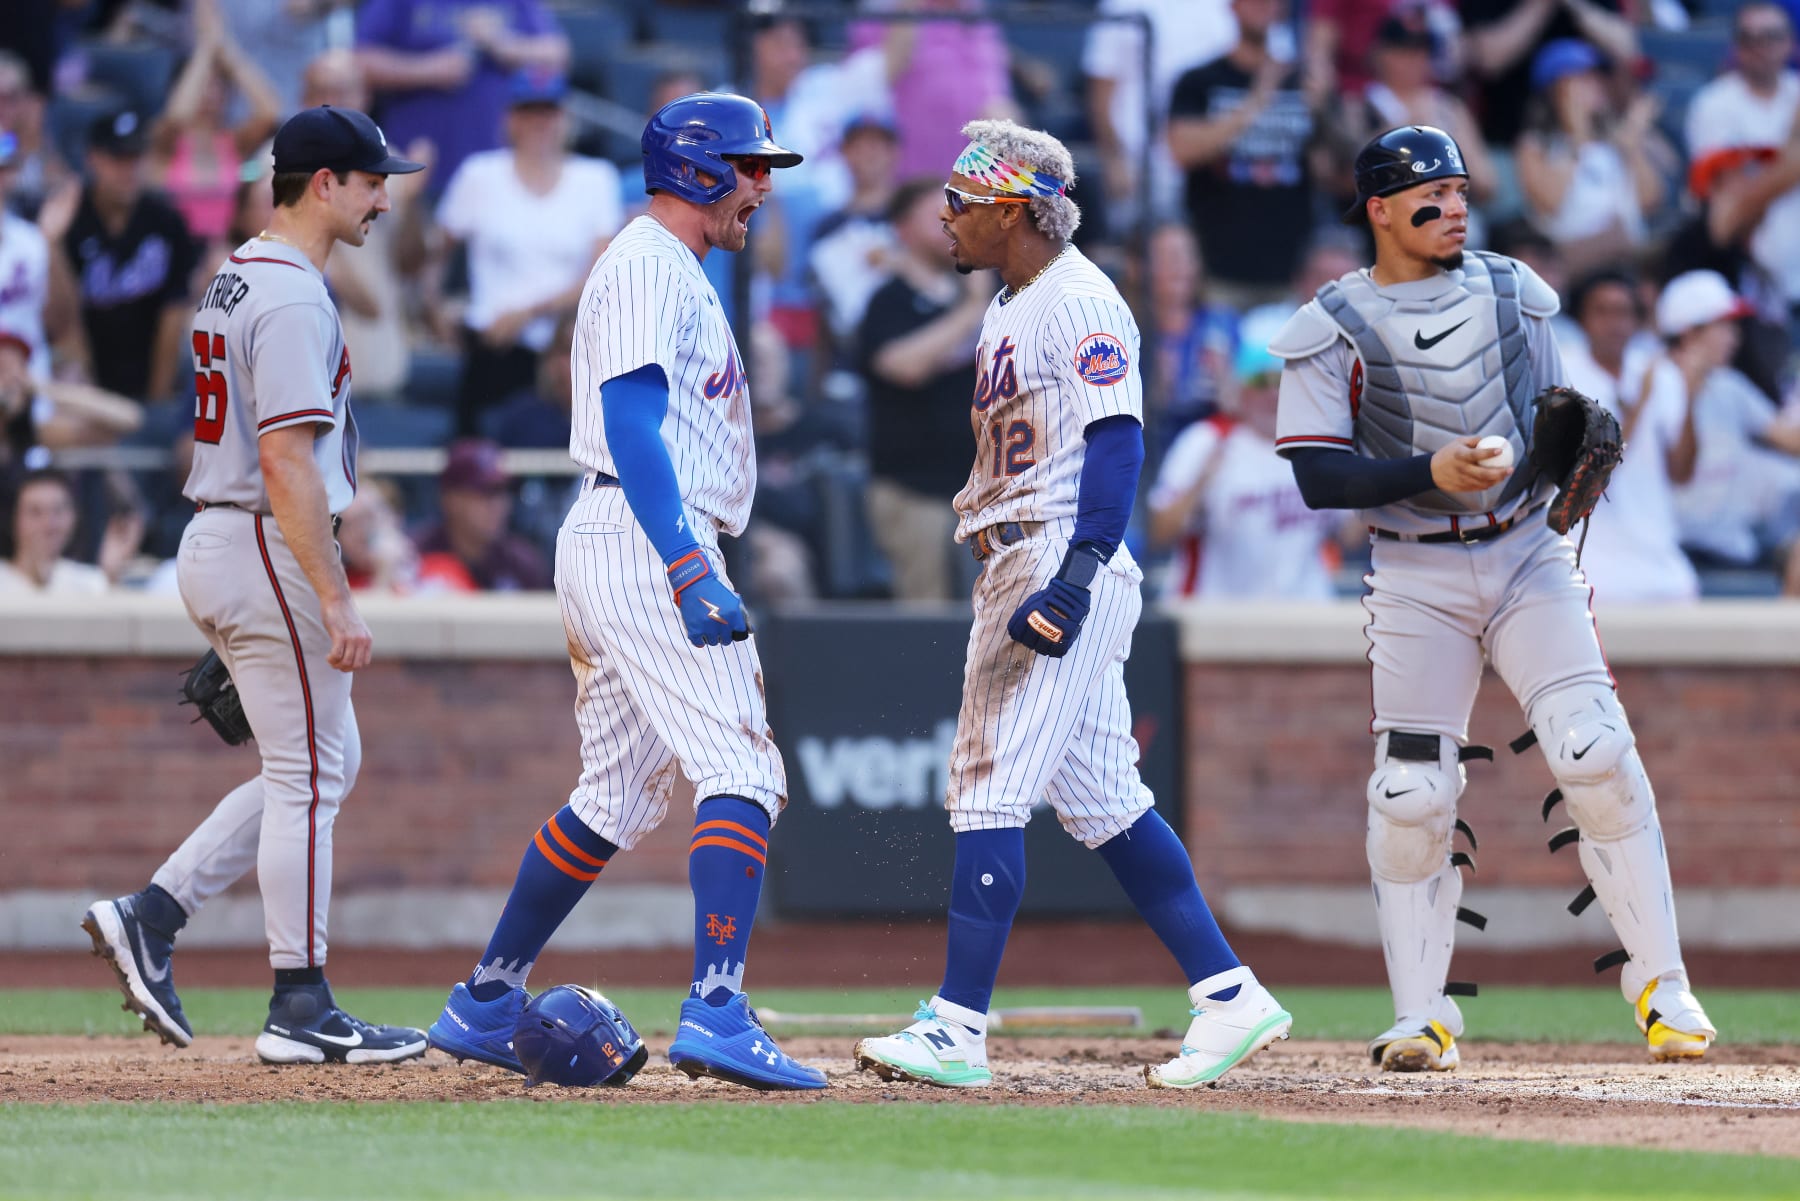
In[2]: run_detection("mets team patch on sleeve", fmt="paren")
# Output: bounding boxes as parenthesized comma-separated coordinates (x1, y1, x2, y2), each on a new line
(1074, 333, 1129, 386)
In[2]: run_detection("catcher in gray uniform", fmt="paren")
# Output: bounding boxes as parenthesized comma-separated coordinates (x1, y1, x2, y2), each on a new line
(1271, 126, 1716, 1070)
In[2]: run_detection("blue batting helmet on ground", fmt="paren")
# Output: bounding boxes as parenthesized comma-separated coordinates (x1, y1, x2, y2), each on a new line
(641, 91, 803, 204)
(513, 985, 648, 1088)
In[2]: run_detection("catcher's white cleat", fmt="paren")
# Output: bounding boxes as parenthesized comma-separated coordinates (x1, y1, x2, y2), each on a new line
(1145, 967, 1292, 1089)
(1636, 975, 1716, 1061)
(854, 996, 991, 1088)
(1369, 1018, 1460, 1072)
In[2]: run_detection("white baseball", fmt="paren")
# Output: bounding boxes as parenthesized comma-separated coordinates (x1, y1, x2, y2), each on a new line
(1476, 435, 1515, 469)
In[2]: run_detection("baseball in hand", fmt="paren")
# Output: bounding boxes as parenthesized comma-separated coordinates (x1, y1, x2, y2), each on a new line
(1476, 435, 1515, 469)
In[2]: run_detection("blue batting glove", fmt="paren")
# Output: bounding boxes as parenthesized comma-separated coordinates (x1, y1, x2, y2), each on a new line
(1006, 544, 1105, 658)
(665, 547, 750, 647)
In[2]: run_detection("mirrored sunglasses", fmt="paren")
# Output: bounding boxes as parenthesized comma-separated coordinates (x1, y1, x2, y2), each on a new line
(944, 184, 1032, 216)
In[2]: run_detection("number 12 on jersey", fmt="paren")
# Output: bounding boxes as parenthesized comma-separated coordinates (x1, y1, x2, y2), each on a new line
(990, 419, 1036, 476)
(192, 331, 229, 444)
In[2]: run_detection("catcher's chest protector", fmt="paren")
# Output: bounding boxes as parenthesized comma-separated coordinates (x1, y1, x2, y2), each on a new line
(1317, 253, 1537, 516)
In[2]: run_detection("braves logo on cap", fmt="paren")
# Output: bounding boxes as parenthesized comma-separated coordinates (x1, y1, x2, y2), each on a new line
(1074, 333, 1129, 387)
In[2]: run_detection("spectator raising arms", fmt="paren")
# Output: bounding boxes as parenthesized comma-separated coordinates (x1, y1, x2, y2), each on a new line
(355, 0, 570, 198)
(46, 110, 198, 404)
(1559, 270, 1706, 605)
(1514, 39, 1664, 278)
(856, 179, 989, 601)
(1167, 0, 1319, 311)
(433, 69, 621, 436)
(148, 0, 282, 246)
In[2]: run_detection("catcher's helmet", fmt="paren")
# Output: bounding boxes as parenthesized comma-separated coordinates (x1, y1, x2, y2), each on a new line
(512, 985, 648, 1089)
(642, 91, 803, 205)
(1342, 125, 1467, 225)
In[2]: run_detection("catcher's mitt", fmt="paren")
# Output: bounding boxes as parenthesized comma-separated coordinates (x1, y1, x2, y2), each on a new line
(1529, 385, 1622, 540)
(180, 649, 253, 745)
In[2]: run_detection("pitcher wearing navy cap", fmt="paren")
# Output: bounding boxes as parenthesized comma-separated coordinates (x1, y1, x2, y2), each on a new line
(81, 103, 431, 1067)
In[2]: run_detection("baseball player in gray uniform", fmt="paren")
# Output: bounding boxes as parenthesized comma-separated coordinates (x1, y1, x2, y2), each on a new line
(1272, 126, 1716, 1070)
(83, 106, 429, 1064)
(854, 120, 1291, 1091)
(425, 93, 827, 1091)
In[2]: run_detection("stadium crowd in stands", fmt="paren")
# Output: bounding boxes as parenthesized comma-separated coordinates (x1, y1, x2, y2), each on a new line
(3, 0, 1799, 603)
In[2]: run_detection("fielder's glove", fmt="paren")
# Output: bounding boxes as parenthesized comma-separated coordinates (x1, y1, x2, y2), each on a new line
(1006, 544, 1104, 658)
(1529, 385, 1623, 544)
(179, 648, 253, 745)
(665, 547, 750, 647)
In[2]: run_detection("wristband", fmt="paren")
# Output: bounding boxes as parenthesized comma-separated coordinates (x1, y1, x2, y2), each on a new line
(664, 546, 710, 605)
(1054, 542, 1106, 589)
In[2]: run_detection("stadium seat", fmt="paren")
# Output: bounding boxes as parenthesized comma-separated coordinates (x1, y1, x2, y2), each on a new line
(646, 6, 733, 48)
(559, 2, 637, 92)
(47, 93, 122, 166)
(355, 402, 454, 450)
(1638, 24, 1731, 85)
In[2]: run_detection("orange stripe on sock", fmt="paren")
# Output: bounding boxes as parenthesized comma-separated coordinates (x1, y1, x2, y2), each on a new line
(534, 830, 600, 881)
(692, 819, 768, 850)
(689, 835, 767, 865)
(546, 815, 608, 868)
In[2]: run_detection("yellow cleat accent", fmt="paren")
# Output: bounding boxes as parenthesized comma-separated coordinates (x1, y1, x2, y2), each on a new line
(1371, 1019, 1459, 1072)
(1636, 980, 1716, 1062)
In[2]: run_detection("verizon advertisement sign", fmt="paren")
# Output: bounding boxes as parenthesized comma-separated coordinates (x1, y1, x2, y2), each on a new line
(761, 609, 1181, 917)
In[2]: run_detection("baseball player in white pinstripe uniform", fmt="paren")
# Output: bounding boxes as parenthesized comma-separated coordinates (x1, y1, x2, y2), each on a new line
(854, 121, 1291, 1090)
(426, 93, 826, 1091)
(83, 106, 429, 1064)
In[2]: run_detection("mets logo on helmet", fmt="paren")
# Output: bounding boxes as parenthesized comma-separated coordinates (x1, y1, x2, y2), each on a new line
(1074, 333, 1130, 387)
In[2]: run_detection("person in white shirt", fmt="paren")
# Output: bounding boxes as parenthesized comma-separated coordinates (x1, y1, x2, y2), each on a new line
(1082, 0, 1236, 229)
(434, 68, 624, 435)
(1148, 309, 1342, 600)
(0, 469, 122, 594)
(1683, 3, 1800, 312)
(1562, 270, 1748, 604)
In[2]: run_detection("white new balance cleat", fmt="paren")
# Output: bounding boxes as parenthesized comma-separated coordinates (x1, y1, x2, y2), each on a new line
(1636, 975, 1716, 1061)
(1145, 967, 1292, 1089)
(854, 996, 991, 1088)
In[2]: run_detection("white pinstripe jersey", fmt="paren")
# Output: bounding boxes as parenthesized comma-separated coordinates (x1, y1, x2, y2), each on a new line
(570, 215, 755, 537)
(954, 247, 1143, 540)
(183, 239, 358, 514)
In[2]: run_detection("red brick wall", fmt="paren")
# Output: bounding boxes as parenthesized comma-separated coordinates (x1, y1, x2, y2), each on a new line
(1182, 663, 1800, 890)
(2, 656, 1792, 896)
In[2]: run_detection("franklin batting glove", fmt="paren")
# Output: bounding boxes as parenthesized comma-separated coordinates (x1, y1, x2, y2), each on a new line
(1006, 544, 1103, 658)
(665, 547, 750, 647)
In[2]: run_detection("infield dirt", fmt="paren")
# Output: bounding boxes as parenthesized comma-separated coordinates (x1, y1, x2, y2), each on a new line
(4, 1035, 1796, 1159)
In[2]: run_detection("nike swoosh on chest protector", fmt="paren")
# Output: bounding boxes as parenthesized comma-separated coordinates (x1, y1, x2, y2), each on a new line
(1413, 319, 1471, 351)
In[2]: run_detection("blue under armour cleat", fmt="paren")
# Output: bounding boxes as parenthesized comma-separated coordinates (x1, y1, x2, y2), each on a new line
(82, 894, 193, 1048)
(668, 993, 828, 1091)
(427, 983, 528, 1073)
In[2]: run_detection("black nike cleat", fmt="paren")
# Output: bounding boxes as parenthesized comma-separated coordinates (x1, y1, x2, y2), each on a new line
(256, 982, 427, 1065)
(82, 895, 194, 1048)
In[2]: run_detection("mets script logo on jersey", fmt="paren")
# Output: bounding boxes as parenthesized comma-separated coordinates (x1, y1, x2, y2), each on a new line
(704, 352, 745, 401)
(1074, 333, 1129, 386)
(972, 337, 1018, 411)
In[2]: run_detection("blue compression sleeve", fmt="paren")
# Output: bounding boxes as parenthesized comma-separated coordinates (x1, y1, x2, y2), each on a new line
(1069, 415, 1143, 560)
(600, 365, 696, 561)
(1287, 446, 1438, 511)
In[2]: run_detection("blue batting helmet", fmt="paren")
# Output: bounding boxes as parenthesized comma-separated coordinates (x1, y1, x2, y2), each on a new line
(513, 985, 648, 1089)
(641, 91, 803, 204)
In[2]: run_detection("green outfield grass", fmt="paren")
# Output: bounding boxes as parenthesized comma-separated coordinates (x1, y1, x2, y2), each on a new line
(3, 984, 1796, 1045)
(1, 1101, 1796, 1201)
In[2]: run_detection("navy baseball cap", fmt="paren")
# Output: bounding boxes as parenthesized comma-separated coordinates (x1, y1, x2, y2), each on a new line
(88, 109, 149, 156)
(509, 67, 568, 107)
(272, 106, 424, 176)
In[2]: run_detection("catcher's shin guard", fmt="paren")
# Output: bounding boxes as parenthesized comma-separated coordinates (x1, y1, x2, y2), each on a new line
(1366, 732, 1469, 1027)
(1532, 683, 1686, 1001)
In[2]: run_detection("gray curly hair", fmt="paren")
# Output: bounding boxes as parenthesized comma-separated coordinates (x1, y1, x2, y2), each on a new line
(958, 119, 1081, 242)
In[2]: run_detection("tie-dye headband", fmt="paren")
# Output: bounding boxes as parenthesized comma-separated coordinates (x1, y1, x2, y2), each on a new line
(953, 142, 1066, 198)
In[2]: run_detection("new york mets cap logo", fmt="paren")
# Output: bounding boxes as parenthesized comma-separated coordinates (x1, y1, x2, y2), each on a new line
(1074, 333, 1130, 387)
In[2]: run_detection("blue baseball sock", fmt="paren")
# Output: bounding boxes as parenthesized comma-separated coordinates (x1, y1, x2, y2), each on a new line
(468, 805, 616, 1002)
(937, 828, 1026, 1020)
(1096, 810, 1240, 995)
(688, 796, 770, 1005)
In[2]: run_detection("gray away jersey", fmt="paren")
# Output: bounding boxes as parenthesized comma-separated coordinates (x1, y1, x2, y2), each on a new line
(570, 215, 755, 537)
(183, 239, 358, 514)
(955, 246, 1143, 540)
